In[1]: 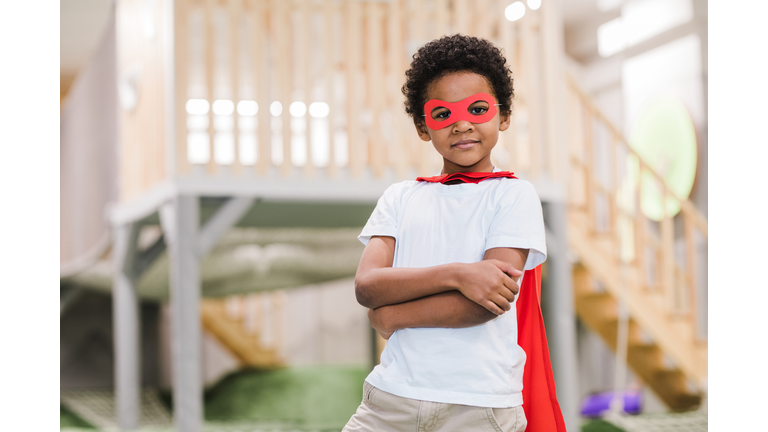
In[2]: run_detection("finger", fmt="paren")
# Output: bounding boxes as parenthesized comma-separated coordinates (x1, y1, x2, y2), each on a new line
(503, 277, 520, 295)
(493, 295, 511, 312)
(498, 284, 515, 302)
(494, 260, 523, 278)
(484, 301, 505, 316)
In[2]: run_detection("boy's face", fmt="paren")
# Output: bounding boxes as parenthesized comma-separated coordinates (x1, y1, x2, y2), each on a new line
(415, 72, 511, 174)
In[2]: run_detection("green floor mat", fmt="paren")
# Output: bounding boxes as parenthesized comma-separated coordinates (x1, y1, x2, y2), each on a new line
(203, 365, 369, 430)
(582, 419, 627, 432)
(60, 405, 96, 429)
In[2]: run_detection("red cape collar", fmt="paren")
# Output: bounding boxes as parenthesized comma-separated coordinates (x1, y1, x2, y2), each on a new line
(416, 171, 518, 184)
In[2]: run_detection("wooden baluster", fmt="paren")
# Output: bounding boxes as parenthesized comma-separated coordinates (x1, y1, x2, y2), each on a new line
(610, 131, 621, 262)
(253, 0, 270, 176)
(583, 103, 596, 234)
(301, 0, 314, 177)
(475, 0, 492, 40)
(541, 0, 564, 183)
(366, 2, 385, 178)
(684, 213, 697, 320)
(323, 0, 337, 177)
(519, 9, 540, 180)
(225, 295, 241, 320)
(205, 0, 217, 175)
(387, 0, 407, 179)
(276, 0, 292, 176)
(500, 9, 518, 172)
(434, 0, 448, 37)
(345, 0, 363, 178)
(660, 185, 675, 313)
(634, 156, 647, 290)
(274, 290, 283, 358)
(453, 0, 468, 35)
(408, 0, 432, 176)
(230, 0, 242, 175)
(175, 0, 190, 176)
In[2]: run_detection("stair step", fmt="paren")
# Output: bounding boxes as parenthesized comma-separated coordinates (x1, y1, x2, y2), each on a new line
(201, 299, 283, 368)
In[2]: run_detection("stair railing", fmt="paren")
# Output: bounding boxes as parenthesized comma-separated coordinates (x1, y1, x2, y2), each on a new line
(565, 75, 708, 358)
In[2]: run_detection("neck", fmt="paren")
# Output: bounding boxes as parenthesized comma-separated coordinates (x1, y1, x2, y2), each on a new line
(441, 160, 495, 175)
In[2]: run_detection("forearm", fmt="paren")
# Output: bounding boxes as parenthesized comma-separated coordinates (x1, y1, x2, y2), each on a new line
(355, 263, 464, 309)
(368, 291, 497, 333)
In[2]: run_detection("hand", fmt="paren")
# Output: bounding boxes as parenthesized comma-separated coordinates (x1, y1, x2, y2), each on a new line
(455, 259, 523, 315)
(368, 308, 395, 340)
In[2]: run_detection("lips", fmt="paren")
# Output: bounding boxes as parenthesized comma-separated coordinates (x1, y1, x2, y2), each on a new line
(452, 139, 479, 149)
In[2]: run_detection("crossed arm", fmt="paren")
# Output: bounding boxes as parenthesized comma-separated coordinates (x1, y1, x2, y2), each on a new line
(355, 236, 529, 339)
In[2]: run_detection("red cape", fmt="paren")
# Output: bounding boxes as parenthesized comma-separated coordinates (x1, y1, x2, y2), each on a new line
(517, 265, 567, 431)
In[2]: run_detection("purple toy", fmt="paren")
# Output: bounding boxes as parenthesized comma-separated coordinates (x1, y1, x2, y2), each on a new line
(580, 390, 642, 417)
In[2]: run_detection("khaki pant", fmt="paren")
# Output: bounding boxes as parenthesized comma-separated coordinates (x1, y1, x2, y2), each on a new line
(343, 382, 527, 432)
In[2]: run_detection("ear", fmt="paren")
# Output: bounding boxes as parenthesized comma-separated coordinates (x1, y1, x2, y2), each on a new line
(498, 112, 511, 132)
(414, 118, 432, 142)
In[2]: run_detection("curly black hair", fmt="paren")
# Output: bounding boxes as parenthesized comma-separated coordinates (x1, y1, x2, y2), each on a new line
(402, 34, 514, 122)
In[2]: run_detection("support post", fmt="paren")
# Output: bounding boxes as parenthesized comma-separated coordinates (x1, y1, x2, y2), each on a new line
(113, 222, 141, 430)
(162, 195, 203, 432)
(541, 201, 580, 432)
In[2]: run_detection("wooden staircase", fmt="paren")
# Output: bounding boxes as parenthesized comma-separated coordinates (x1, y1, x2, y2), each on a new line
(200, 295, 284, 368)
(565, 79, 707, 411)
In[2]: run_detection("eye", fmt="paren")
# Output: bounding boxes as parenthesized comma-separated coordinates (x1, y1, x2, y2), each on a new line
(431, 108, 451, 121)
(468, 102, 489, 115)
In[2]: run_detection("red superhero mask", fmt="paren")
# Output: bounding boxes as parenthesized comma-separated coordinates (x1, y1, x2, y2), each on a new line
(423, 92, 499, 130)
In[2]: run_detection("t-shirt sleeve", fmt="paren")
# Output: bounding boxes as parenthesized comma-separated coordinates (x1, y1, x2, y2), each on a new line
(358, 183, 403, 245)
(484, 180, 547, 270)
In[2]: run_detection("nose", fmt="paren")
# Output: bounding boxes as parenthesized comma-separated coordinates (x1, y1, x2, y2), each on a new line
(452, 120, 474, 133)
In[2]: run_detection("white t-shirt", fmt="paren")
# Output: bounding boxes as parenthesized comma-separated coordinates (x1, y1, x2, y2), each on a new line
(358, 175, 547, 408)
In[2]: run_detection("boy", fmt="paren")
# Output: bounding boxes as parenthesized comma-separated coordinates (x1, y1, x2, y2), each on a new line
(344, 35, 561, 432)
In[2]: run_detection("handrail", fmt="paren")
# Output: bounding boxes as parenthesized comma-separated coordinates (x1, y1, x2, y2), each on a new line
(565, 76, 708, 238)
